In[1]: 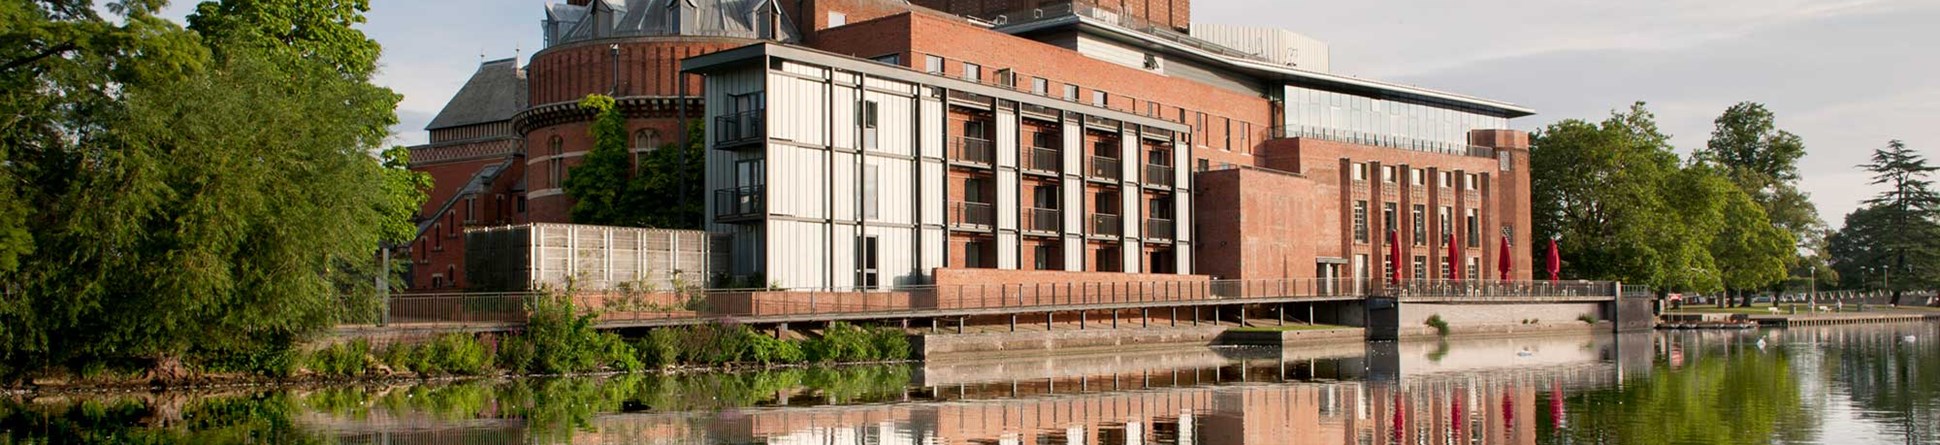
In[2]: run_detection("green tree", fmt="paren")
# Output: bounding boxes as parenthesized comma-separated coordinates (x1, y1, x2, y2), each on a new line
(187, 0, 380, 80)
(562, 94, 635, 225)
(625, 120, 705, 229)
(1852, 140, 1940, 305)
(1532, 102, 1719, 292)
(0, 0, 422, 378)
(1694, 102, 1814, 279)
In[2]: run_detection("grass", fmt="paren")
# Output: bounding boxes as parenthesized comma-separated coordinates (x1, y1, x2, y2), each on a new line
(1229, 324, 1351, 333)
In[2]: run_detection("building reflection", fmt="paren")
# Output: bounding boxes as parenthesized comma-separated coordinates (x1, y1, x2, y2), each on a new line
(558, 333, 1653, 444)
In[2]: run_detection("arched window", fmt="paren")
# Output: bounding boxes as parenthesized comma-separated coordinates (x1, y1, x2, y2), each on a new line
(445, 265, 457, 288)
(548, 135, 565, 188)
(633, 129, 660, 169)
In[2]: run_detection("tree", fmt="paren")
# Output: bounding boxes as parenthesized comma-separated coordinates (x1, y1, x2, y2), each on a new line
(1532, 102, 1719, 292)
(1828, 140, 1940, 304)
(562, 94, 635, 226)
(187, 0, 381, 80)
(625, 120, 706, 229)
(0, 0, 421, 379)
(1694, 102, 1815, 279)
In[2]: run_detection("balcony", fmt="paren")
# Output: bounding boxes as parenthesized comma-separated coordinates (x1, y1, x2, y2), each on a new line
(1088, 155, 1121, 181)
(1146, 217, 1175, 241)
(1144, 164, 1174, 187)
(1089, 213, 1122, 237)
(714, 185, 765, 223)
(714, 110, 764, 149)
(950, 136, 995, 167)
(952, 201, 995, 229)
(1024, 207, 1060, 235)
(1023, 147, 1061, 174)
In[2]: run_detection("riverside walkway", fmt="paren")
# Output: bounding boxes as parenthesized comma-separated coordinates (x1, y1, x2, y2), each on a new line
(344, 278, 1633, 334)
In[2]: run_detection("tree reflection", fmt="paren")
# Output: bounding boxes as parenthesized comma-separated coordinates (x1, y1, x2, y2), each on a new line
(1544, 334, 1817, 444)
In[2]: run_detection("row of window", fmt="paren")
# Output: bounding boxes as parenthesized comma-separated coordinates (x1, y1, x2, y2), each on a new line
(1350, 200, 1485, 248)
(1349, 163, 1483, 190)
(912, 52, 1255, 154)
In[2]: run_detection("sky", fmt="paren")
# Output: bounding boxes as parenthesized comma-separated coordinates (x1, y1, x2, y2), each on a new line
(158, 0, 1938, 225)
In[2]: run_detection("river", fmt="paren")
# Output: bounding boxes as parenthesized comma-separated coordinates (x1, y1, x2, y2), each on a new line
(3, 322, 1935, 444)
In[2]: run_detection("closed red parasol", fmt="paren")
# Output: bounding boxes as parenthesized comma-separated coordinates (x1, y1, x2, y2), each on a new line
(1447, 234, 1461, 283)
(1388, 231, 1403, 284)
(1546, 238, 1562, 282)
(1498, 235, 1513, 280)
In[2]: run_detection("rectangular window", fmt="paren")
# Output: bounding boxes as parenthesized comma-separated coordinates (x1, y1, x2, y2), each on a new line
(925, 55, 944, 73)
(1411, 169, 1425, 186)
(1064, 84, 1079, 101)
(1382, 166, 1397, 183)
(1032, 77, 1048, 95)
(1352, 163, 1368, 181)
(1412, 205, 1426, 246)
(1467, 257, 1480, 281)
(870, 53, 900, 65)
(1440, 206, 1453, 243)
(1032, 130, 1057, 149)
(1093, 90, 1108, 107)
(1467, 209, 1481, 247)
(1353, 201, 1369, 243)
(996, 68, 1015, 88)
(862, 164, 880, 220)
(827, 11, 846, 27)
(516, 196, 526, 213)
(1033, 185, 1058, 209)
(856, 236, 879, 288)
(1222, 118, 1232, 152)
(1440, 171, 1453, 188)
(963, 62, 982, 83)
(1034, 244, 1057, 270)
(965, 177, 987, 203)
(860, 100, 879, 149)
(1413, 256, 1427, 280)
(1383, 203, 1398, 236)
(1467, 174, 1481, 190)
(966, 241, 988, 268)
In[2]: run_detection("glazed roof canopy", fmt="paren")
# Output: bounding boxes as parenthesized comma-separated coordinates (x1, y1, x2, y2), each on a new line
(544, 0, 802, 47)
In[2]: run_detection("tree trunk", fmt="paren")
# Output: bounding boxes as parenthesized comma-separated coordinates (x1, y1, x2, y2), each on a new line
(1890, 290, 1903, 307)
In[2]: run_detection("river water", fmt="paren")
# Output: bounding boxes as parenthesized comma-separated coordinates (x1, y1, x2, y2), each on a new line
(3, 322, 1936, 444)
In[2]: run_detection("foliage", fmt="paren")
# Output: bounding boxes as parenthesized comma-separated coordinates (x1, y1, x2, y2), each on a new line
(1424, 314, 1450, 336)
(749, 334, 807, 365)
(308, 340, 372, 378)
(414, 334, 492, 376)
(563, 94, 635, 225)
(625, 120, 708, 229)
(636, 328, 681, 367)
(808, 322, 881, 362)
(873, 328, 911, 361)
(188, 0, 382, 81)
(496, 335, 536, 374)
(1695, 102, 1821, 251)
(522, 292, 608, 374)
(0, 1, 420, 379)
(1828, 140, 1940, 303)
(1578, 314, 1598, 324)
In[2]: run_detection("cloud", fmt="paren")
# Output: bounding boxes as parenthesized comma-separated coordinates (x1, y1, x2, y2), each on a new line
(1201, 0, 1939, 225)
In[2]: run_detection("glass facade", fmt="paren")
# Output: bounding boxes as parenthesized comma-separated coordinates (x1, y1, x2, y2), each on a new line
(1281, 85, 1510, 154)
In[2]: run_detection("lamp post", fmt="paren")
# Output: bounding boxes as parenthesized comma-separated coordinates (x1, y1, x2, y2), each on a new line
(1809, 265, 1817, 313)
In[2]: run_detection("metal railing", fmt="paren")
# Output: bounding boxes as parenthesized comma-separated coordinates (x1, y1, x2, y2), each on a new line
(352, 277, 1626, 330)
(1025, 147, 1061, 173)
(1025, 207, 1060, 233)
(1144, 164, 1174, 187)
(1272, 125, 1497, 159)
(952, 201, 995, 228)
(1378, 279, 1620, 300)
(1145, 218, 1175, 240)
(1089, 155, 1122, 180)
(714, 110, 764, 148)
(951, 136, 995, 166)
(1090, 213, 1122, 237)
(713, 185, 765, 221)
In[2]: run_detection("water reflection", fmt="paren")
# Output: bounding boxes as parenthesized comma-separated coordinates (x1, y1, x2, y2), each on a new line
(2, 323, 1935, 444)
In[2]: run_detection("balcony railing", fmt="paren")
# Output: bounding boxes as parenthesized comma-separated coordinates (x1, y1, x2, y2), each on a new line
(1144, 164, 1174, 187)
(1090, 213, 1122, 237)
(1088, 155, 1121, 180)
(714, 110, 764, 149)
(951, 136, 995, 166)
(713, 185, 765, 222)
(1024, 147, 1061, 173)
(1146, 218, 1174, 240)
(1272, 125, 1497, 158)
(952, 201, 995, 228)
(1024, 207, 1060, 234)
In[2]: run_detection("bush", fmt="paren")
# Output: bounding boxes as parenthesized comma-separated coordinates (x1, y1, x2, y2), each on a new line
(873, 328, 911, 361)
(1424, 314, 1451, 337)
(636, 329, 680, 368)
(309, 340, 372, 378)
(497, 336, 536, 374)
(420, 333, 492, 376)
(748, 334, 806, 365)
(381, 343, 419, 373)
(1578, 314, 1598, 324)
(595, 332, 643, 372)
(809, 322, 880, 362)
(525, 293, 606, 374)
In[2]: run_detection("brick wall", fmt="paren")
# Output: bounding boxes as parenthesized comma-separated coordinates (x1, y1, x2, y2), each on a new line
(526, 39, 746, 106)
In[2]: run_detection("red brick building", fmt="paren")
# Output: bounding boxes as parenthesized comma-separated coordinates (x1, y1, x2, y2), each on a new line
(406, 0, 1535, 290)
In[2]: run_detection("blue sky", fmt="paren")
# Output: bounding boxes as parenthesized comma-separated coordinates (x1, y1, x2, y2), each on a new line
(160, 0, 1938, 226)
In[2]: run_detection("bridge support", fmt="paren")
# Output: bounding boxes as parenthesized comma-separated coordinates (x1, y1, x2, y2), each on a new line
(1365, 297, 1400, 341)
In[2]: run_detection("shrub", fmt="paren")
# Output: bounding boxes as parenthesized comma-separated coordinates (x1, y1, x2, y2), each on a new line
(1424, 314, 1451, 337)
(595, 332, 643, 372)
(421, 333, 492, 376)
(525, 292, 605, 374)
(382, 343, 419, 373)
(309, 340, 372, 378)
(873, 328, 911, 361)
(809, 322, 879, 362)
(636, 329, 681, 367)
(497, 336, 536, 374)
(1578, 314, 1598, 324)
(748, 333, 806, 365)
